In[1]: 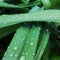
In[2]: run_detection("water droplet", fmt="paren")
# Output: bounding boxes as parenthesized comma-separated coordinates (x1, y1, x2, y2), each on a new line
(20, 56, 25, 60)
(24, 31, 26, 33)
(14, 42, 17, 44)
(23, 23, 26, 25)
(19, 37, 21, 40)
(10, 54, 13, 57)
(8, 47, 9, 49)
(46, 29, 48, 31)
(30, 42, 33, 46)
(25, 52, 28, 55)
(50, 16, 54, 22)
(50, 16, 52, 18)
(15, 54, 18, 57)
(39, 27, 41, 30)
(13, 46, 17, 51)
(26, 41, 29, 43)
(20, 14, 23, 15)
(31, 37, 33, 40)
(33, 53, 35, 56)
(21, 27, 23, 29)
(21, 38, 25, 41)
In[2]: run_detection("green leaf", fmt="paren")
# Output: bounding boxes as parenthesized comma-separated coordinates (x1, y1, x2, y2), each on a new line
(2, 23, 31, 60)
(20, 24, 41, 60)
(35, 29, 50, 60)
(0, 10, 60, 28)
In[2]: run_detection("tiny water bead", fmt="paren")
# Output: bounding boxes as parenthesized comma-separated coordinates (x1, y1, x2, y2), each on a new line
(8, 47, 9, 49)
(14, 42, 17, 45)
(30, 42, 34, 46)
(15, 54, 18, 57)
(50, 16, 52, 18)
(25, 52, 28, 55)
(21, 38, 25, 41)
(49, 16, 54, 22)
(21, 26, 23, 29)
(26, 41, 29, 43)
(19, 37, 21, 40)
(13, 46, 18, 51)
(20, 14, 23, 16)
(46, 29, 48, 31)
(20, 56, 25, 60)
(22, 53, 24, 55)
(23, 23, 26, 25)
(39, 27, 41, 30)
(32, 53, 35, 56)
(23, 31, 26, 34)
(10, 53, 13, 57)
(31, 37, 34, 40)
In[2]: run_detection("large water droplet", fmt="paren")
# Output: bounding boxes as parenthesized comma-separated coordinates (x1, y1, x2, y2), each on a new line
(25, 52, 28, 55)
(13, 46, 17, 51)
(33, 53, 35, 56)
(30, 42, 33, 46)
(15, 54, 18, 57)
(20, 56, 25, 60)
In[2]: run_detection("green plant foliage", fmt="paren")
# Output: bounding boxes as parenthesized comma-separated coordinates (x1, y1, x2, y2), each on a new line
(20, 24, 41, 60)
(35, 29, 50, 60)
(0, 0, 59, 60)
(0, 10, 60, 28)
(2, 23, 31, 60)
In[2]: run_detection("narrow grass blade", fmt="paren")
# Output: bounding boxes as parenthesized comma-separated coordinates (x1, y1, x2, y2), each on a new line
(0, 10, 60, 28)
(0, 1, 41, 8)
(41, 41, 51, 60)
(20, 24, 41, 60)
(2, 23, 31, 60)
(35, 29, 50, 60)
(0, 2, 20, 8)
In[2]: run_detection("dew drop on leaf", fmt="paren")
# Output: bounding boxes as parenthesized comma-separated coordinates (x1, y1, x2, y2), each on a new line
(20, 56, 25, 60)
(15, 54, 18, 57)
(13, 46, 18, 51)
(10, 53, 13, 57)
(30, 42, 33, 46)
